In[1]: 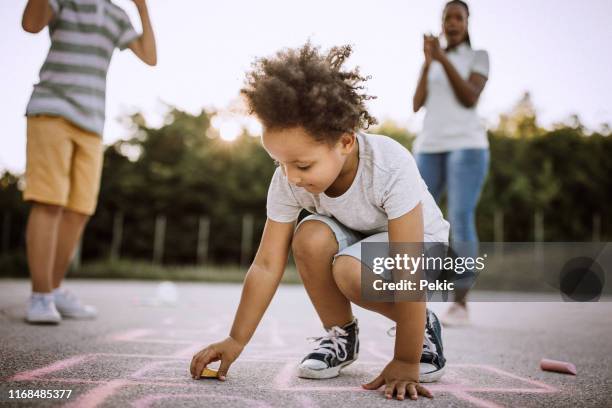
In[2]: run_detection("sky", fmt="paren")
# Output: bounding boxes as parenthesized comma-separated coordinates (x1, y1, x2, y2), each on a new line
(1, 0, 612, 173)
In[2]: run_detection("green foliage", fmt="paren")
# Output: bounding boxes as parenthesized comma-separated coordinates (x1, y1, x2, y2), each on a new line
(1, 108, 610, 273)
(0, 172, 28, 254)
(64, 260, 299, 283)
(85, 108, 275, 263)
(371, 119, 416, 148)
(476, 128, 611, 241)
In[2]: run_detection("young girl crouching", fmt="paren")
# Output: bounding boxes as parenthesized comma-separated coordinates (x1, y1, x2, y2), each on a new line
(190, 43, 450, 401)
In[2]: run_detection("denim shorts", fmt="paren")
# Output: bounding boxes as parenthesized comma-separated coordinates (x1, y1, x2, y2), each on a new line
(297, 214, 387, 264)
(296, 214, 450, 283)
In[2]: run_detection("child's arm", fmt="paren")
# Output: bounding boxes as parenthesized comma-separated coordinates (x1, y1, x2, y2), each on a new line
(388, 204, 426, 368)
(22, 0, 54, 33)
(190, 219, 294, 380)
(127, 0, 157, 66)
(363, 203, 432, 400)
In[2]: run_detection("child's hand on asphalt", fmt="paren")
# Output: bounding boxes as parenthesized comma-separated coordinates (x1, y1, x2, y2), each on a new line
(190, 336, 244, 381)
(362, 359, 433, 401)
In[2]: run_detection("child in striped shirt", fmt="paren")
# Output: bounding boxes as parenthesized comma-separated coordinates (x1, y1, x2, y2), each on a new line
(21, 0, 156, 324)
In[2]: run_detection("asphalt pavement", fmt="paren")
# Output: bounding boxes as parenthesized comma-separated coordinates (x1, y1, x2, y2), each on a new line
(1, 279, 611, 407)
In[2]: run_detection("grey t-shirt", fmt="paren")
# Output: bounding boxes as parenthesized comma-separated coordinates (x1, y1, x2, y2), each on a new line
(266, 132, 450, 242)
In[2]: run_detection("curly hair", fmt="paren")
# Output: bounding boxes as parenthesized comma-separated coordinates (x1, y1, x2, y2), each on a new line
(241, 42, 377, 144)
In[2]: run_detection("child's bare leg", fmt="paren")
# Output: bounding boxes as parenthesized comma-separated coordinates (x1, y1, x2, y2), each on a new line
(26, 203, 62, 293)
(331, 255, 402, 322)
(52, 209, 90, 288)
(292, 221, 353, 328)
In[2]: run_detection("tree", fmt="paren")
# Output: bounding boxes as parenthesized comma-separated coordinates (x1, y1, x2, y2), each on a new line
(496, 92, 543, 138)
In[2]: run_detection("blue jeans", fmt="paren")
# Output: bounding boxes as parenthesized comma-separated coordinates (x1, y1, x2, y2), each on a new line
(415, 149, 489, 260)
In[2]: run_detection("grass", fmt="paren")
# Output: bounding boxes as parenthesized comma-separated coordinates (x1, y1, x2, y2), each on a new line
(71, 259, 301, 283)
(0, 253, 301, 283)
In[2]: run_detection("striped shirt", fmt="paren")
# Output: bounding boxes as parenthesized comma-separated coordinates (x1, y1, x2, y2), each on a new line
(26, 0, 139, 137)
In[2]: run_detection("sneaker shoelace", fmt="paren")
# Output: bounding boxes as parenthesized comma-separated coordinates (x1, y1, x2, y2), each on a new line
(422, 329, 436, 355)
(386, 325, 436, 355)
(307, 326, 349, 362)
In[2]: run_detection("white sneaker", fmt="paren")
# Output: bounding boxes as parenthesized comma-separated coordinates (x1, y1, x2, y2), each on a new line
(26, 294, 61, 324)
(53, 288, 98, 319)
(440, 303, 469, 327)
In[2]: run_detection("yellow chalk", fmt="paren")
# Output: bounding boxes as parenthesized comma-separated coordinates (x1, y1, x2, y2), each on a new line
(200, 367, 218, 378)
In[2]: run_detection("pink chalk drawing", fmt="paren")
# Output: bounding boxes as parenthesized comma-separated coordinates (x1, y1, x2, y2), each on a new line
(64, 379, 130, 408)
(108, 326, 224, 343)
(130, 360, 188, 381)
(7, 355, 93, 381)
(272, 361, 559, 407)
(131, 393, 272, 408)
(107, 328, 155, 342)
(451, 391, 505, 408)
(5, 326, 559, 408)
(294, 395, 319, 408)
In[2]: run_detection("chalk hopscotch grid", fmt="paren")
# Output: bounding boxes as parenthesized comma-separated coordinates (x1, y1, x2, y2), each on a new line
(5, 325, 559, 408)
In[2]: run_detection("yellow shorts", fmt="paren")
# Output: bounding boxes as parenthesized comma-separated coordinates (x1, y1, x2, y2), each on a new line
(24, 115, 103, 216)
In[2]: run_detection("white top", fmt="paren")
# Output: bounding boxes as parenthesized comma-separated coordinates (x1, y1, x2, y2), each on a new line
(413, 43, 490, 153)
(266, 132, 450, 243)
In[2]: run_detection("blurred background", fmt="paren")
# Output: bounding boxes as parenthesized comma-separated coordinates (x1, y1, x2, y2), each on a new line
(1, 0, 611, 279)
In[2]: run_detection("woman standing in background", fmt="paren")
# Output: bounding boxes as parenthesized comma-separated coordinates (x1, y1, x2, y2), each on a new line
(412, 0, 489, 326)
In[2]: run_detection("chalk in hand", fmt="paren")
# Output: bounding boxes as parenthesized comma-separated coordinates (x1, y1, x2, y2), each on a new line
(540, 358, 577, 375)
(200, 367, 219, 378)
